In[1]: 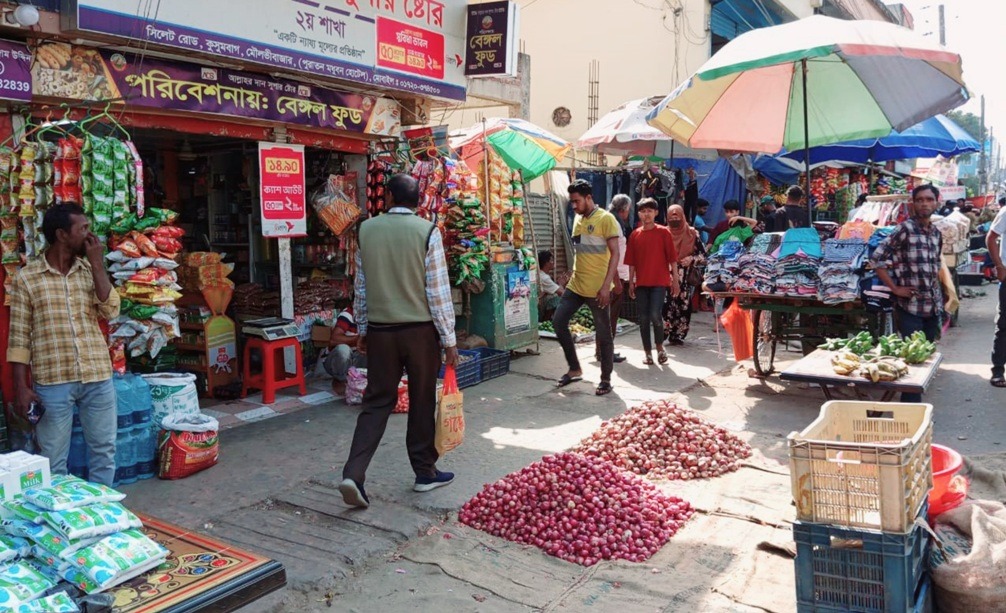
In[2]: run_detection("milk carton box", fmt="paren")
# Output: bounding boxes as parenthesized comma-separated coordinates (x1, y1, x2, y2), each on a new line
(0, 452, 50, 500)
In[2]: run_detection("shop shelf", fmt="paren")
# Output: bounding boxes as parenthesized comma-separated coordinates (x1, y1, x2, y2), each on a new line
(794, 505, 930, 613)
(473, 347, 510, 382)
(439, 349, 481, 389)
(788, 401, 933, 533)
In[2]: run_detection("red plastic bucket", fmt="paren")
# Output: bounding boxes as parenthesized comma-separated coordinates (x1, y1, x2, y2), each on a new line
(929, 444, 967, 519)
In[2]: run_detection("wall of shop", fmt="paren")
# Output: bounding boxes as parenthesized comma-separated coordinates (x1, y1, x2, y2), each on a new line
(445, 0, 710, 146)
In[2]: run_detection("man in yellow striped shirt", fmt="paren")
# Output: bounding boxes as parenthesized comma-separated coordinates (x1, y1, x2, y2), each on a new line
(7, 203, 120, 486)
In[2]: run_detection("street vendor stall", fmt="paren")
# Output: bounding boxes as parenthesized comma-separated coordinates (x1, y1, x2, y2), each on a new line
(781, 348, 942, 401)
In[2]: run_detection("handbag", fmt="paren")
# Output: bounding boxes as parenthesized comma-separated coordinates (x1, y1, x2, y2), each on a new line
(686, 263, 704, 288)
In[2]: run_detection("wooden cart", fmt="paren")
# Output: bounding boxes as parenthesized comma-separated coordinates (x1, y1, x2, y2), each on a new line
(709, 292, 889, 376)
(780, 348, 943, 401)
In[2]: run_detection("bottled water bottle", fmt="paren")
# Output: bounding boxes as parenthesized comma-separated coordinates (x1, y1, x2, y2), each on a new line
(132, 375, 153, 429)
(134, 424, 156, 480)
(113, 428, 137, 486)
(114, 374, 134, 432)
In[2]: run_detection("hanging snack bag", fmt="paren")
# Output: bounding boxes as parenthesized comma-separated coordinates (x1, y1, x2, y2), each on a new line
(131, 231, 159, 258)
(125, 141, 144, 217)
(151, 235, 182, 256)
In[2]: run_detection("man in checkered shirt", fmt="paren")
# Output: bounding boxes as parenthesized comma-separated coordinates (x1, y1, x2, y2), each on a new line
(870, 184, 944, 402)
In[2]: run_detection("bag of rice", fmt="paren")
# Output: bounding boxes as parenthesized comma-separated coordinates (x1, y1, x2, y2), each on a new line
(0, 561, 54, 608)
(23, 477, 125, 512)
(65, 529, 168, 590)
(42, 502, 142, 541)
(12, 592, 79, 613)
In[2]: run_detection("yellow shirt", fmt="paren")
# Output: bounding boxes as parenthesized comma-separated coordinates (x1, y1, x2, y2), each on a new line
(566, 207, 619, 298)
(7, 256, 120, 385)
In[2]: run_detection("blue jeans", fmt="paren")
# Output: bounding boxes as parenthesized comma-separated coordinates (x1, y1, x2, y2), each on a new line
(553, 291, 613, 382)
(34, 379, 117, 486)
(635, 287, 667, 353)
(896, 308, 940, 403)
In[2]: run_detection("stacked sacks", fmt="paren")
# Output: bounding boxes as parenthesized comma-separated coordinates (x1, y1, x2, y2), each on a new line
(0, 475, 167, 599)
(106, 208, 185, 372)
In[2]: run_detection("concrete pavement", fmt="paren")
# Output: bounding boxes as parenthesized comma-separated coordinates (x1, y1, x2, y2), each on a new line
(120, 287, 1004, 612)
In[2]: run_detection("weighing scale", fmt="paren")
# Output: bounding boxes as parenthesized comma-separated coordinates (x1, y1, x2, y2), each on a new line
(241, 317, 301, 341)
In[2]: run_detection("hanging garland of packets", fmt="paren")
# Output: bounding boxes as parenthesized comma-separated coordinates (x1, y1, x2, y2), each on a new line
(444, 158, 488, 287)
(0, 128, 184, 369)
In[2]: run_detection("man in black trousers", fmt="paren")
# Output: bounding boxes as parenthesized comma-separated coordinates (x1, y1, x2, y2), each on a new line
(340, 174, 459, 508)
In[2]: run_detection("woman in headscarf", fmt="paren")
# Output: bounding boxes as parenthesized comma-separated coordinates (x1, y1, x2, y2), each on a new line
(663, 204, 707, 345)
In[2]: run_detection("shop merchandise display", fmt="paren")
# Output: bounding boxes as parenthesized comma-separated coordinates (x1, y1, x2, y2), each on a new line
(703, 241, 746, 289)
(443, 159, 489, 287)
(0, 473, 169, 602)
(934, 211, 971, 255)
(105, 207, 185, 371)
(818, 238, 868, 304)
(478, 150, 526, 247)
(731, 252, 777, 294)
(774, 229, 822, 297)
(311, 173, 360, 237)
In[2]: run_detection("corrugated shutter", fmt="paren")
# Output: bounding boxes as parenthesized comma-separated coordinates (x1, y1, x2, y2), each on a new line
(527, 192, 570, 275)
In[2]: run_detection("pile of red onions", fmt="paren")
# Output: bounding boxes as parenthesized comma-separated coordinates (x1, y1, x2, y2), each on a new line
(458, 453, 693, 566)
(572, 400, 752, 481)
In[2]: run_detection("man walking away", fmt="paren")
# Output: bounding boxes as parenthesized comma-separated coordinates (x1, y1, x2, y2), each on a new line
(870, 184, 943, 402)
(625, 198, 678, 366)
(600, 195, 631, 364)
(771, 185, 811, 231)
(554, 179, 621, 396)
(8, 203, 119, 486)
(986, 205, 1006, 387)
(340, 174, 459, 509)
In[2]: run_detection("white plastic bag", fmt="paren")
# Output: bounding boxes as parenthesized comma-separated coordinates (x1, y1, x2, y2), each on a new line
(160, 413, 219, 433)
(141, 373, 200, 428)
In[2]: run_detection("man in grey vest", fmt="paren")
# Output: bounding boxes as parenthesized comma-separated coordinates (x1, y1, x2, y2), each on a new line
(339, 174, 459, 509)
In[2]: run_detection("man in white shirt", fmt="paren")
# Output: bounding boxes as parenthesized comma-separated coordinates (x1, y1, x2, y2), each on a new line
(986, 207, 1006, 387)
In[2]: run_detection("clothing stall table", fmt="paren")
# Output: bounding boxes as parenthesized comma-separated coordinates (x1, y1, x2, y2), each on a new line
(780, 348, 942, 401)
(707, 291, 885, 376)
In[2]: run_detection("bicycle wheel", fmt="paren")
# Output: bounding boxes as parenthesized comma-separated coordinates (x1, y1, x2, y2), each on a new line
(753, 310, 777, 376)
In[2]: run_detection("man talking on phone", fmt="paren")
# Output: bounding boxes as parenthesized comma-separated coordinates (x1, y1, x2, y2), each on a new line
(7, 203, 120, 485)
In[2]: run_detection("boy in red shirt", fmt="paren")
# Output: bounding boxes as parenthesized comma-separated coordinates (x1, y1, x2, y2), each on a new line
(625, 198, 678, 365)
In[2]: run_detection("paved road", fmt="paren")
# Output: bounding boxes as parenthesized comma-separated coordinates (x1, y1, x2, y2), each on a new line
(121, 287, 1003, 611)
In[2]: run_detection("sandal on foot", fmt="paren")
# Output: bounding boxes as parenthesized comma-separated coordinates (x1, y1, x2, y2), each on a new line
(992, 376, 1006, 388)
(595, 381, 613, 396)
(643, 355, 654, 365)
(658, 351, 669, 364)
(557, 373, 583, 388)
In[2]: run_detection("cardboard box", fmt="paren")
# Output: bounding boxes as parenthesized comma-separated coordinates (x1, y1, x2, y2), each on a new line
(312, 324, 332, 345)
(0, 452, 50, 500)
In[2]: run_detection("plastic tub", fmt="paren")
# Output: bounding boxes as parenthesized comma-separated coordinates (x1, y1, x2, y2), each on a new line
(929, 444, 966, 519)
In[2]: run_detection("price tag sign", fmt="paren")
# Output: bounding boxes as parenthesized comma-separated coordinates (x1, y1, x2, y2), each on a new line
(258, 142, 307, 238)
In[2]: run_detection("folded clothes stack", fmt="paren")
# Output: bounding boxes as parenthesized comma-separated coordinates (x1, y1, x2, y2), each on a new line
(732, 253, 777, 294)
(819, 238, 868, 304)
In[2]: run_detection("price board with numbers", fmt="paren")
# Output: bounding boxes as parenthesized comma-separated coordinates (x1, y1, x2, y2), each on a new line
(258, 142, 307, 238)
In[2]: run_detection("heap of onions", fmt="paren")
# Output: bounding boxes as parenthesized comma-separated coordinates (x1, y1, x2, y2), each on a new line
(572, 400, 752, 481)
(458, 453, 693, 566)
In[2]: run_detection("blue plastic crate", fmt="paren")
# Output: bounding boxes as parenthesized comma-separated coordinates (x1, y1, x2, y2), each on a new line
(472, 347, 510, 382)
(794, 505, 930, 613)
(439, 349, 481, 389)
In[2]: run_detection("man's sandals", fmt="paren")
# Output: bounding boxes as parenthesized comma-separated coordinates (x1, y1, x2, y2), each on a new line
(992, 376, 1006, 388)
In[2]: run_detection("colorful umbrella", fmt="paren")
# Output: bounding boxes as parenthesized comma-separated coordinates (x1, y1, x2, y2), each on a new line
(450, 118, 571, 180)
(647, 16, 967, 153)
(646, 15, 968, 213)
(576, 96, 718, 161)
(775, 114, 980, 165)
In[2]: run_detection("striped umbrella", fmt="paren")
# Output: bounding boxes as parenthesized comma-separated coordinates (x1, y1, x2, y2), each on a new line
(450, 118, 571, 180)
(646, 15, 969, 207)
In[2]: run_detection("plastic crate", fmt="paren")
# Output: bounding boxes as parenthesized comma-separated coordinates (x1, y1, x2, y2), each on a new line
(788, 401, 933, 533)
(439, 349, 481, 389)
(473, 347, 510, 382)
(794, 506, 930, 613)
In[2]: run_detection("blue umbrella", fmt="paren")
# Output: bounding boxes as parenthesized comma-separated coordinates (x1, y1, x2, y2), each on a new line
(774, 114, 979, 165)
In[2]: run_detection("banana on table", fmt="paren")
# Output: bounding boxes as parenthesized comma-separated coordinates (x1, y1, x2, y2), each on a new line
(829, 351, 910, 382)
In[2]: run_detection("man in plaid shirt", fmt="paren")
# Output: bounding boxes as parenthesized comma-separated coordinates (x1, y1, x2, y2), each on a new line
(870, 183, 943, 401)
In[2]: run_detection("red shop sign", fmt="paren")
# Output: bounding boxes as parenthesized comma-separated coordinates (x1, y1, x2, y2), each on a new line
(376, 17, 445, 80)
(258, 142, 307, 238)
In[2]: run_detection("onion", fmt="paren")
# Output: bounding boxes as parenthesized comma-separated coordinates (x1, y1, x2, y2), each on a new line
(570, 400, 751, 481)
(459, 452, 693, 566)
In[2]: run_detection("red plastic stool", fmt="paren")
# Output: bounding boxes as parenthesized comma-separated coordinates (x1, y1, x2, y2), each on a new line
(241, 336, 307, 404)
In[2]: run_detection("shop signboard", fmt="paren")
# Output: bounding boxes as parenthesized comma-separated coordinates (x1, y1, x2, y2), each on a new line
(940, 185, 966, 202)
(258, 143, 307, 239)
(464, 1, 519, 77)
(0, 40, 31, 102)
(31, 44, 402, 137)
(65, 0, 468, 102)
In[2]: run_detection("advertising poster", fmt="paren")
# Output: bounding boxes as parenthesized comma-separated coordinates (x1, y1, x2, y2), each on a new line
(504, 267, 531, 334)
(258, 143, 307, 238)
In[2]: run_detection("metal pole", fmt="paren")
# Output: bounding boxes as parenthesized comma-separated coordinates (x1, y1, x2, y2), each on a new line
(802, 58, 812, 220)
(938, 4, 946, 46)
(482, 118, 492, 246)
(980, 95, 987, 197)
